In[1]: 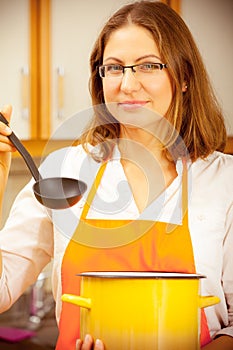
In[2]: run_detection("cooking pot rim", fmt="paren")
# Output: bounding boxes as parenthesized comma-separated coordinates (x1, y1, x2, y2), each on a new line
(76, 271, 206, 279)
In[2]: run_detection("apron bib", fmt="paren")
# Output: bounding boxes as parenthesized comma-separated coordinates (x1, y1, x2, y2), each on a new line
(56, 161, 211, 349)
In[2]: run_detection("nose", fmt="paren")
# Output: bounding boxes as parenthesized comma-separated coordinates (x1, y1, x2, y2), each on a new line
(120, 69, 141, 94)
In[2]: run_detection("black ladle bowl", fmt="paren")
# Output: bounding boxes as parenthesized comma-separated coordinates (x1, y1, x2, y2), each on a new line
(0, 112, 87, 209)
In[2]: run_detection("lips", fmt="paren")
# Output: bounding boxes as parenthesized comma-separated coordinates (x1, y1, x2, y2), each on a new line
(118, 101, 148, 110)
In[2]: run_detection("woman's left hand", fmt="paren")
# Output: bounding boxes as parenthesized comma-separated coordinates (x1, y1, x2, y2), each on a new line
(76, 334, 104, 350)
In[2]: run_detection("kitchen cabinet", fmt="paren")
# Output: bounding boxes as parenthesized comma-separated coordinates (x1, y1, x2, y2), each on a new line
(50, 0, 128, 139)
(0, 0, 50, 145)
(0, 0, 30, 139)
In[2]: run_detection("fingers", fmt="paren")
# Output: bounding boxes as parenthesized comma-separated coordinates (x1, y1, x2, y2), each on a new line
(0, 137, 15, 152)
(76, 334, 92, 350)
(76, 338, 83, 350)
(0, 105, 15, 152)
(0, 131, 15, 152)
(76, 335, 104, 350)
(0, 117, 12, 136)
(94, 339, 104, 349)
(1, 105, 12, 124)
(0, 105, 12, 132)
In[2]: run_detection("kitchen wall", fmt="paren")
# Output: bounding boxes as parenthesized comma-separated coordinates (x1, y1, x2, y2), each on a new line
(181, 0, 233, 135)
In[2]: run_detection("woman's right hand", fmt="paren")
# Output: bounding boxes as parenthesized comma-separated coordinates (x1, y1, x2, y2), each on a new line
(0, 105, 15, 201)
(76, 334, 104, 350)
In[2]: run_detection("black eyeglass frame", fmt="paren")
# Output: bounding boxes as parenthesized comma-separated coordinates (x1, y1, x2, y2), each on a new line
(98, 62, 168, 78)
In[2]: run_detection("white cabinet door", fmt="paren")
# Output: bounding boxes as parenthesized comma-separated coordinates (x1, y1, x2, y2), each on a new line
(0, 0, 30, 139)
(181, 0, 233, 136)
(50, 0, 133, 139)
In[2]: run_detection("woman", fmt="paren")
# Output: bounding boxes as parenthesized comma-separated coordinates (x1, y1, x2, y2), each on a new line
(0, 1, 232, 349)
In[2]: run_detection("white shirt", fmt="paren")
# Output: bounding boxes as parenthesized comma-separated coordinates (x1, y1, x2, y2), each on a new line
(0, 145, 232, 340)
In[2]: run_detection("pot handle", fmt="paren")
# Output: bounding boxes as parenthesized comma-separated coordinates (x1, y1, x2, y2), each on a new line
(198, 295, 220, 309)
(61, 294, 92, 309)
(61, 293, 219, 310)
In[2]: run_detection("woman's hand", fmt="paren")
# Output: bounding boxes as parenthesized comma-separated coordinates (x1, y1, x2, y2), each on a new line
(0, 105, 15, 211)
(0, 105, 14, 275)
(76, 334, 104, 350)
(0, 104, 15, 166)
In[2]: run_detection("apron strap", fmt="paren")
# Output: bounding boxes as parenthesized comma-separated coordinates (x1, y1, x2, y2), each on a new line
(80, 162, 107, 220)
(181, 158, 189, 225)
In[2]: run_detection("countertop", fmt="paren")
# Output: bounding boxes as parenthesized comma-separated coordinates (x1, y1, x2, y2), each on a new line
(0, 293, 58, 349)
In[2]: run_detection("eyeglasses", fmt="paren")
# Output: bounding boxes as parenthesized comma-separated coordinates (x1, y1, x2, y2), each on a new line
(98, 62, 168, 79)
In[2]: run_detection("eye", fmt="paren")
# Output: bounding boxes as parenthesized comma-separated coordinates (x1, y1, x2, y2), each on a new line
(138, 63, 160, 72)
(106, 64, 123, 75)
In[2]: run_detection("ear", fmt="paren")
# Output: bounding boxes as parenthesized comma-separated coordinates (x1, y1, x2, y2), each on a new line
(182, 82, 188, 92)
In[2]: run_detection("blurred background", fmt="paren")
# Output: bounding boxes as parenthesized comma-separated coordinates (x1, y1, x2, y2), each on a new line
(0, 0, 232, 348)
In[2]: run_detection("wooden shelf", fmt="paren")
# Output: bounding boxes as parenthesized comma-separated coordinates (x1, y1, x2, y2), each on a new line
(12, 139, 78, 159)
(225, 136, 233, 154)
(11, 136, 233, 160)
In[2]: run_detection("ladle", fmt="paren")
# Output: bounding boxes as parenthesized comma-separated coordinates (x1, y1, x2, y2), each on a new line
(0, 112, 87, 209)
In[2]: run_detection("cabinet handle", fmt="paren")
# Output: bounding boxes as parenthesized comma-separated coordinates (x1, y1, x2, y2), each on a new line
(57, 66, 65, 119)
(21, 66, 29, 120)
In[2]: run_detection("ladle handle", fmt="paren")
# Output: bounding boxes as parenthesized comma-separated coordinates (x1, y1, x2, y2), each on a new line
(0, 112, 41, 182)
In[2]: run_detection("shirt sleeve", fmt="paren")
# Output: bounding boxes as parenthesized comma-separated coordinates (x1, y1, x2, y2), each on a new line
(0, 180, 54, 313)
(214, 201, 233, 338)
(0, 146, 84, 314)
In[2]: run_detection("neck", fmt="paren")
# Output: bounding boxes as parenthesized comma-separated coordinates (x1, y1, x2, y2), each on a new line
(119, 125, 167, 164)
(118, 126, 177, 213)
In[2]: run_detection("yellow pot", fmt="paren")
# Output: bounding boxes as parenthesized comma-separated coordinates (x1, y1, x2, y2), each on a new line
(62, 272, 219, 350)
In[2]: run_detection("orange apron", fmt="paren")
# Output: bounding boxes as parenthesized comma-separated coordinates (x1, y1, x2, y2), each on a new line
(56, 161, 211, 349)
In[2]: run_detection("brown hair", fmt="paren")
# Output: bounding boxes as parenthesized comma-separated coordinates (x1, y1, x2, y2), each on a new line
(80, 0, 226, 161)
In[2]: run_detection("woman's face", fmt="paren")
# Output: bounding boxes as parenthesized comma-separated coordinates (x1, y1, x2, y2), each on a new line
(102, 24, 173, 128)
